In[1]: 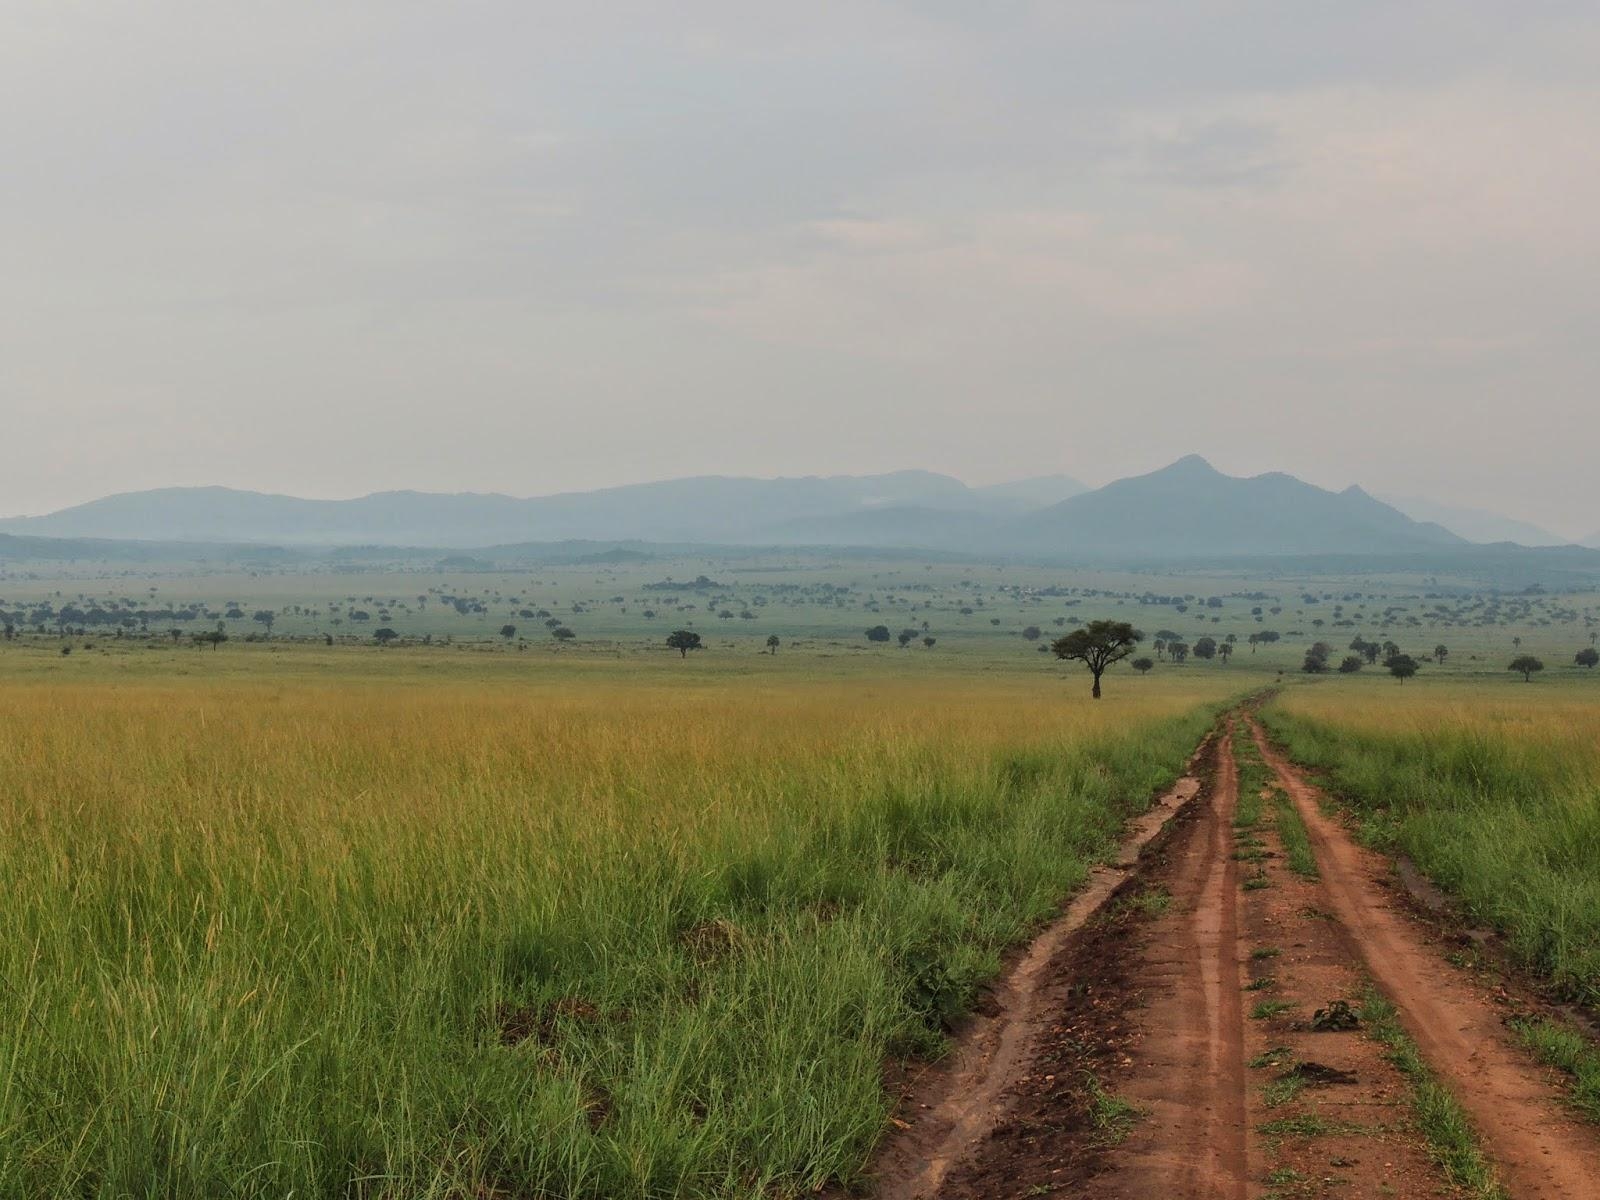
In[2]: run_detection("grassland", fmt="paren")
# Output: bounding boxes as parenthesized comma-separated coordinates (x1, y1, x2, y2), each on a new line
(1263, 680, 1600, 1009)
(0, 650, 1236, 1198)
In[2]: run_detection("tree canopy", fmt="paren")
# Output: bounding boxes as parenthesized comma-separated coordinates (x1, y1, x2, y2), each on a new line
(666, 630, 702, 658)
(1050, 620, 1142, 698)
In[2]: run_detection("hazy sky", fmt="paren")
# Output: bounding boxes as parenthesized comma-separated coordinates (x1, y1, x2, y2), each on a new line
(4, 3, 1597, 536)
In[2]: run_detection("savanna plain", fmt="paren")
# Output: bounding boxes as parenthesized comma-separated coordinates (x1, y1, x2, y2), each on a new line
(3, 557, 1600, 1198)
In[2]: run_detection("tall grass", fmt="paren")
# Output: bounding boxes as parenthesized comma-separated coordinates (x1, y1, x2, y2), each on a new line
(0, 670, 1226, 1198)
(1263, 685, 1600, 1008)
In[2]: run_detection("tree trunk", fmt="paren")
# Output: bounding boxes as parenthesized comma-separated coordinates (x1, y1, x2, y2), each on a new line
(1091, 673, 1102, 699)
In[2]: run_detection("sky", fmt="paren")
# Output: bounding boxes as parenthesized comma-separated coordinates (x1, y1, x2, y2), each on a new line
(3, 2, 1598, 537)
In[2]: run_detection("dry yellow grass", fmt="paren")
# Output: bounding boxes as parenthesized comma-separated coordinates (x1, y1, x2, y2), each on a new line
(0, 660, 1237, 1198)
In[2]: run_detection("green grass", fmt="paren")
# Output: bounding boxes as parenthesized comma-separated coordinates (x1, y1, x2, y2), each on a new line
(0, 663, 1234, 1199)
(1258, 1113, 1338, 1138)
(1271, 793, 1319, 878)
(1262, 1074, 1307, 1108)
(1360, 991, 1507, 1199)
(1264, 692, 1600, 1009)
(1251, 999, 1294, 1020)
(1511, 1017, 1600, 1122)
(1084, 1073, 1144, 1145)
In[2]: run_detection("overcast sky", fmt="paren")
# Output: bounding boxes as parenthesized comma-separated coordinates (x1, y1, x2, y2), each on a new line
(3, 3, 1597, 536)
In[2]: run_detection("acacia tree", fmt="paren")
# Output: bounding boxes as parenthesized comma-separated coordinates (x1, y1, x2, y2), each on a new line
(765, 634, 780, 655)
(1388, 654, 1419, 683)
(1132, 657, 1154, 676)
(1577, 647, 1599, 669)
(1509, 654, 1544, 682)
(666, 630, 702, 658)
(1050, 620, 1142, 699)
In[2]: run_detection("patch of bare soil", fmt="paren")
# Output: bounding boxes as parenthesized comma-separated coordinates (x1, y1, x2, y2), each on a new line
(1232, 723, 1443, 1198)
(1250, 717, 1600, 1198)
(853, 737, 1214, 1200)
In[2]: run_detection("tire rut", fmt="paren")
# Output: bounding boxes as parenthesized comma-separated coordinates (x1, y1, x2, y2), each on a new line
(1249, 715, 1600, 1199)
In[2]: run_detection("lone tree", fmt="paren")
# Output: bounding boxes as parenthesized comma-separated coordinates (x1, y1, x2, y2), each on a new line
(1132, 656, 1155, 676)
(1388, 654, 1419, 683)
(499, 624, 517, 640)
(373, 627, 399, 646)
(1434, 644, 1449, 664)
(550, 626, 576, 642)
(1577, 647, 1599, 669)
(865, 625, 891, 643)
(252, 609, 275, 636)
(1050, 620, 1142, 699)
(765, 634, 780, 655)
(1510, 654, 1544, 682)
(1193, 636, 1217, 661)
(666, 630, 702, 658)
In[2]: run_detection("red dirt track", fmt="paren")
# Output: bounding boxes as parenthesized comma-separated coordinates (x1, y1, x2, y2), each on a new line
(855, 708, 1600, 1199)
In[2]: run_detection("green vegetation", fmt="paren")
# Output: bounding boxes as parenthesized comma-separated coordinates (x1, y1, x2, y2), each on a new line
(1359, 991, 1507, 1199)
(1264, 689, 1600, 1008)
(1272, 793, 1319, 879)
(1511, 1018, 1600, 1122)
(0, 657, 1231, 1199)
(1083, 1073, 1144, 1145)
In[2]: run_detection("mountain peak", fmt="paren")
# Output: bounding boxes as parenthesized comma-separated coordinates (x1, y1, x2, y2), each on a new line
(1156, 454, 1222, 478)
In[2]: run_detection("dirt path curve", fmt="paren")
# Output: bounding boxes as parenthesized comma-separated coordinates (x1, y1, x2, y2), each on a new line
(1250, 716, 1600, 1199)
(862, 744, 1208, 1200)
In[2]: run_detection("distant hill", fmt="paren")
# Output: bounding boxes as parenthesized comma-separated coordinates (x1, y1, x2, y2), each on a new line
(1380, 494, 1569, 547)
(0, 471, 1084, 548)
(9, 460, 1572, 564)
(0, 532, 302, 564)
(1005, 456, 1465, 558)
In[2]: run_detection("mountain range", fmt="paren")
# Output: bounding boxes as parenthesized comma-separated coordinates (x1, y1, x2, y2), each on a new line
(0, 458, 1586, 561)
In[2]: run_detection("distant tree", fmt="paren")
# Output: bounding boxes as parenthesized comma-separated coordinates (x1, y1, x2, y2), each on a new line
(898, 629, 916, 648)
(192, 629, 227, 651)
(1132, 656, 1155, 676)
(550, 626, 575, 642)
(1338, 655, 1363, 674)
(1021, 625, 1042, 641)
(252, 610, 275, 635)
(865, 625, 892, 643)
(1051, 620, 1142, 699)
(324, 633, 334, 646)
(1388, 654, 1419, 683)
(1513, 636, 1523, 649)
(1193, 636, 1217, 661)
(1509, 655, 1544, 682)
(666, 630, 702, 658)
(1381, 640, 1400, 661)
(373, 627, 399, 645)
(1303, 642, 1333, 673)
(1577, 647, 1600, 669)
(1169, 641, 1190, 663)
(1433, 644, 1449, 664)
(922, 636, 936, 649)
(766, 634, 780, 655)
(499, 624, 517, 640)
(1153, 638, 1167, 660)
(1218, 641, 1233, 663)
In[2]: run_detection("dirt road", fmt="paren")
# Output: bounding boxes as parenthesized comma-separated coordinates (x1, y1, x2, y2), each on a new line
(860, 708, 1600, 1199)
